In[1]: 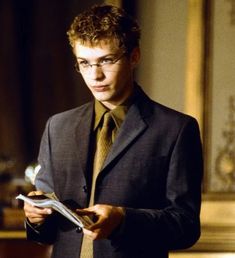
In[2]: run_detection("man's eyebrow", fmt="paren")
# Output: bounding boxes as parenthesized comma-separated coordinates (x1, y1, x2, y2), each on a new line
(76, 53, 117, 60)
(76, 57, 87, 61)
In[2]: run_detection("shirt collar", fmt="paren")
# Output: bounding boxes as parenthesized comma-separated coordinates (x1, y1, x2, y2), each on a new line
(93, 98, 133, 131)
(94, 100, 109, 131)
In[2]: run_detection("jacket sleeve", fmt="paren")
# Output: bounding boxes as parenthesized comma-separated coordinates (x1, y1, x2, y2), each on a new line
(26, 118, 58, 244)
(36, 118, 55, 193)
(25, 215, 58, 244)
(109, 117, 203, 252)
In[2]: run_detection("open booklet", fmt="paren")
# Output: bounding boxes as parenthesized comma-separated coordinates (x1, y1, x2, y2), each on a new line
(16, 193, 94, 228)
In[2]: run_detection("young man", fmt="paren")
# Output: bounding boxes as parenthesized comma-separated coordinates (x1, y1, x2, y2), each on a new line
(24, 4, 203, 258)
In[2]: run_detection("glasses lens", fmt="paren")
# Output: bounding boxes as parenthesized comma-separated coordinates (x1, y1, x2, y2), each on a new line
(75, 53, 126, 74)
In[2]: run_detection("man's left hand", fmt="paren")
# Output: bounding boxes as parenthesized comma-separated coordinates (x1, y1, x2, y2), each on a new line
(76, 204, 125, 240)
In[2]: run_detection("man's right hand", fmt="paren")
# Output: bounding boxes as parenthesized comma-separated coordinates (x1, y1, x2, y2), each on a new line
(23, 190, 53, 225)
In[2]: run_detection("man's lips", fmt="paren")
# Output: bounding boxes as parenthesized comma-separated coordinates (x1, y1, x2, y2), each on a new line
(92, 85, 109, 92)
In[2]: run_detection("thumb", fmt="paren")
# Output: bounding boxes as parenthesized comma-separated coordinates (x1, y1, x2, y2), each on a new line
(76, 208, 94, 216)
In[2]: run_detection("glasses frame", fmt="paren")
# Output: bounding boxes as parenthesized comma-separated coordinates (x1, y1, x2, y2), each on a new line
(74, 52, 126, 74)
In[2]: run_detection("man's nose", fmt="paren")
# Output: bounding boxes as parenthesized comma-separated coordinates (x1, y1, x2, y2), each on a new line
(89, 65, 105, 80)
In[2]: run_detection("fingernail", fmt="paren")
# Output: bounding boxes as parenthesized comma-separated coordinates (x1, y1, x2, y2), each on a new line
(47, 209, 52, 214)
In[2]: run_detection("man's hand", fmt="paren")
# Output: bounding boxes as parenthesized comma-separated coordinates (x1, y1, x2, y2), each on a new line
(76, 204, 125, 240)
(23, 190, 53, 225)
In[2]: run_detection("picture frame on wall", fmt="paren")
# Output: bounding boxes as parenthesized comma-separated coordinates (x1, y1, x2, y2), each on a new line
(203, 0, 235, 195)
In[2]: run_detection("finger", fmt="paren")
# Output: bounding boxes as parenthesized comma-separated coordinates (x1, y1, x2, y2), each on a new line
(24, 207, 53, 221)
(28, 219, 43, 224)
(76, 208, 95, 216)
(27, 216, 46, 224)
(87, 217, 105, 231)
(25, 210, 51, 219)
(25, 208, 52, 225)
(26, 212, 47, 220)
(24, 203, 52, 215)
(28, 190, 44, 196)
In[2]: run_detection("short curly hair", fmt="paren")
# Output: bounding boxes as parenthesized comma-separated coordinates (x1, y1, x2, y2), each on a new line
(67, 4, 141, 54)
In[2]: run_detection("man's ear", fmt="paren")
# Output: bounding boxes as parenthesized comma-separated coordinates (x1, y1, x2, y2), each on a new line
(130, 47, 141, 68)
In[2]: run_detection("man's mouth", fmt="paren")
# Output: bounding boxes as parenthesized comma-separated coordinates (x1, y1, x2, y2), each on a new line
(92, 85, 109, 92)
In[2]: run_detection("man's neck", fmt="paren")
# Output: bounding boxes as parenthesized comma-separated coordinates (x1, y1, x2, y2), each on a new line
(100, 85, 135, 110)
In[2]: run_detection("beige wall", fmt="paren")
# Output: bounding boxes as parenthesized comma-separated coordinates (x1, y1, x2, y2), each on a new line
(135, 0, 188, 113)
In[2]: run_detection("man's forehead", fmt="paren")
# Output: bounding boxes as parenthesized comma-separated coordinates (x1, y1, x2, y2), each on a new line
(74, 39, 121, 57)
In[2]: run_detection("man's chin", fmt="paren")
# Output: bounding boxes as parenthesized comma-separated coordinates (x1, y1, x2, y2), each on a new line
(93, 93, 111, 102)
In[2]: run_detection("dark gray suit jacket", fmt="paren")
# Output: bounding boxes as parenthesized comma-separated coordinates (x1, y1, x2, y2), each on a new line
(26, 86, 203, 258)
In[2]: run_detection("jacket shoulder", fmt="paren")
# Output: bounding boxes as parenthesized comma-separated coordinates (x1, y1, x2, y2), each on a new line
(46, 102, 94, 131)
(136, 86, 198, 126)
(52, 102, 92, 121)
(53, 102, 93, 119)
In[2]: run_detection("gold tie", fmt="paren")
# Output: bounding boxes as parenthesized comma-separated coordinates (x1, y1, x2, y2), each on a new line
(80, 112, 114, 258)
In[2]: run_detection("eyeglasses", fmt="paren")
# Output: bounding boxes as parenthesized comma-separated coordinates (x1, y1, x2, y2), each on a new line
(75, 52, 126, 74)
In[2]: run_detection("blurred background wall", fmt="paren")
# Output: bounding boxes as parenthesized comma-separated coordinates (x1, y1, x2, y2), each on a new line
(0, 0, 101, 174)
(136, 0, 188, 112)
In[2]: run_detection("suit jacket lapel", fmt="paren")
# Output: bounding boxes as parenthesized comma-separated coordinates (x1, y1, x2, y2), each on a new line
(103, 101, 148, 169)
(75, 102, 94, 177)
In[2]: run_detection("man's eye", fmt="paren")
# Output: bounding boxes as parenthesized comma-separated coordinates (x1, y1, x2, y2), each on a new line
(100, 58, 114, 65)
(78, 60, 89, 67)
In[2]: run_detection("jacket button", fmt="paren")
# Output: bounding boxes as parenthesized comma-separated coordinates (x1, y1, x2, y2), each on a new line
(76, 227, 82, 233)
(83, 185, 88, 193)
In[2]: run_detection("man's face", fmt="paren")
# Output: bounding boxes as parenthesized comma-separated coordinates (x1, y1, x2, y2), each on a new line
(74, 40, 139, 109)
